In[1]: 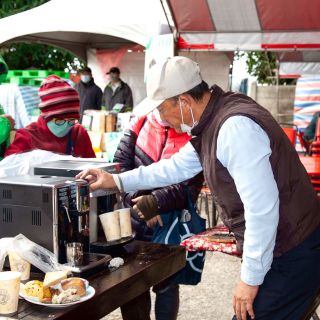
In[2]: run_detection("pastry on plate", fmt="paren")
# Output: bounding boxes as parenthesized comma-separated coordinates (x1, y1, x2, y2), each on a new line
(60, 277, 86, 297)
(23, 280, 52, 300)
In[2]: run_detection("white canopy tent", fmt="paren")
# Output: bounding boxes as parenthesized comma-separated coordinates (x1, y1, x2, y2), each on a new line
(0, 0, 169, 60)
(0, 0, 233, 106)
(0, 0, 174, 105)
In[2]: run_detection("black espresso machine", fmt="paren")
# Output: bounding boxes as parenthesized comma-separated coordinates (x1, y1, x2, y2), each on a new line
(31, 160, 121, 244)
(0, 175, 91, 264)
(0, 160, 120, 268)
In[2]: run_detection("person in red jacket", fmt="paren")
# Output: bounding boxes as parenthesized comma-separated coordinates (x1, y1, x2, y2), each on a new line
(5, 75, 95, 158)
(113, 109, 203, 320)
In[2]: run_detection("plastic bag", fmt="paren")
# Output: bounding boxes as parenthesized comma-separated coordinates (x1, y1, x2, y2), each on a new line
(0, 234, 68, 273)
(0, 149, 73, 178)
(0, 238, 13, 271)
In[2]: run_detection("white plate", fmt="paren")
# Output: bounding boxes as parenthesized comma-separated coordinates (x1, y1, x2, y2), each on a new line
(20, 282, 95, 308)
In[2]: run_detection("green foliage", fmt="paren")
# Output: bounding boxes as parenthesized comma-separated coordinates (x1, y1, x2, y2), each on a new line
(0, 0, 49, 19)
(236, 51, 296, 85)
(0, 0, 84, 71)
(0, 44, 83, 71)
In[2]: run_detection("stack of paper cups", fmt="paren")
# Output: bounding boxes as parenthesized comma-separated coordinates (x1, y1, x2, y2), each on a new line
(99, 211, 121, 241)
(8, 251, 30, 281)
(118, 208, 132, 238)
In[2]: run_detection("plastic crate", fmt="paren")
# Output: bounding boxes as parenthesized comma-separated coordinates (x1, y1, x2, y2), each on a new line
(9, 77, 25, 85)
(9, 70, 69, 79)
(50, 71, 69, 79)
(7, 70, 23, 77)
(9, 77, 43, 86)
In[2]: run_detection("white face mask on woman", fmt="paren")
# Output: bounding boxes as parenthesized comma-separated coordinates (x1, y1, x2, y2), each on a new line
(179, 98, 198, 135)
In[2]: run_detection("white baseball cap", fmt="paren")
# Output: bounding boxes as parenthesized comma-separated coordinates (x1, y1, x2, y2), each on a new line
(133, 56, 202, 117)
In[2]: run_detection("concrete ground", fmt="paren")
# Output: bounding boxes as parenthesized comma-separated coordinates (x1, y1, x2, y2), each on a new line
(103, 203, 320, 320)
(103, 249, 320, 320)
(103, 251, 241, 320)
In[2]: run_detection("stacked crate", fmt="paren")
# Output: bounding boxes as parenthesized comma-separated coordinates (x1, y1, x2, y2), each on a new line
(4, 70, 69, 86)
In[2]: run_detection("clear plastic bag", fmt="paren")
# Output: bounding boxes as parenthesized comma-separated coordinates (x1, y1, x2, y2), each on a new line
(0, 149, 73, 178)
(0, 234, 68, 273)
(0, 237, 13, 271)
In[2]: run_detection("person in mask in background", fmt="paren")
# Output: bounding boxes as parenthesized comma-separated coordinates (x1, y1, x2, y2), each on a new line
(75, 67, 102, 118)
(102, 67, 133, 111)
(113, 108, 203, 320)
(5, 75, 95, 158)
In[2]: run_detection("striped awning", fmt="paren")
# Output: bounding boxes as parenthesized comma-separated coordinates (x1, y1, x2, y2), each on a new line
(277, 52, 320, 77)
(167, 0, 320, 51)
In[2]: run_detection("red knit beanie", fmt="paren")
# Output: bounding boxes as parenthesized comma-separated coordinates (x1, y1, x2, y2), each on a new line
(38, 75, 80, 120)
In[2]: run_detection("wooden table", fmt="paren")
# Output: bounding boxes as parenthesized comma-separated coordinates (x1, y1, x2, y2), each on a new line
(13, 241, 186, 319)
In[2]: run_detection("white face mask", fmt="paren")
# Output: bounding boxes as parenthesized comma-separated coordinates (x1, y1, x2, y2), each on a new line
(179, 98, 198, 135)
(80, 75, 92, 83)
(153, 108, 170, 127)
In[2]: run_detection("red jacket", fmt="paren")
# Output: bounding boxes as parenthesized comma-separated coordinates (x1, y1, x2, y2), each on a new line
(5, 116, 95, 158)
(133, 113, 191, 161)
(114, 112, 203, 213)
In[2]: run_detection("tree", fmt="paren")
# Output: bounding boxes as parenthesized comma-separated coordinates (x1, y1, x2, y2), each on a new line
(0, 0, 49, 18)
(0, 0, 84, 71)
(236, 51, 296, 85)
(0, 44, 83, 71)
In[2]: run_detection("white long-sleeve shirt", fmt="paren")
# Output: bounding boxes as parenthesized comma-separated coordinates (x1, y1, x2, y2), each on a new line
(114, 116, 279, 286)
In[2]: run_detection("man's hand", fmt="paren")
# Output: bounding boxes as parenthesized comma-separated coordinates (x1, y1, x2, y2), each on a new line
(76, 169, 118, 191)
(233, 280, 259, 320)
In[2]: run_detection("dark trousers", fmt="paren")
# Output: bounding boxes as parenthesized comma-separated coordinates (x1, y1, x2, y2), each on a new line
(154, 283, 180, 320)
(120, 283, 179, 320)
(233, 226, 320, 320)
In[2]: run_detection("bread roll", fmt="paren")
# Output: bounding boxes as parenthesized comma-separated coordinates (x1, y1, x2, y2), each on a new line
(61, 278, 86, 297)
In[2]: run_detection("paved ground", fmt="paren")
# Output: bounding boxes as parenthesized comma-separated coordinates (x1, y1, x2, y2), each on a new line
(103, 251, 241, 320)
(102, 205, 319, 320)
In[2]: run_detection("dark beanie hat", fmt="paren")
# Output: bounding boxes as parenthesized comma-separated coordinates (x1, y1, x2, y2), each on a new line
(38, 75, 80, 120)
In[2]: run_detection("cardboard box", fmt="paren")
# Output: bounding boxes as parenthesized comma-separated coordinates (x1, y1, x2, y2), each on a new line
(84, 110, 107, 132)
(105, 113, 117, 132)
(116, 113, 133, 132)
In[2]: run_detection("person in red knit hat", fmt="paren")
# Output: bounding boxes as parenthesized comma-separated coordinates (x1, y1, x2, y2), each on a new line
(5, 75, 95, 158)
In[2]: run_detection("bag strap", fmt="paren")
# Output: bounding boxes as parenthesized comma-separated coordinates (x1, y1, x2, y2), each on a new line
(183, 185, 198, 215)
(65, 128, 74, 155)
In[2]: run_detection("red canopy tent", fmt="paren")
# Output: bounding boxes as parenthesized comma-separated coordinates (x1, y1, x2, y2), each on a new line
(167, 0, 320, 51)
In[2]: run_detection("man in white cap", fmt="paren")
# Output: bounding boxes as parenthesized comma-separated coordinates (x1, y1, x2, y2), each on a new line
(78, 56, 320, 320)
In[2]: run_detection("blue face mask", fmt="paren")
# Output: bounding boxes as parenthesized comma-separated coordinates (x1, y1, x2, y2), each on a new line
(47, 121, 73, 138)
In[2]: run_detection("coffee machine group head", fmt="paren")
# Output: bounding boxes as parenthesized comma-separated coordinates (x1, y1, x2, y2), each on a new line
(57, 179, 91, 263)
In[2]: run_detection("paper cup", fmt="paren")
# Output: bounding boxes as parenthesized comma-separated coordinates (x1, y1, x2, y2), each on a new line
(99, 211, 121, 241)
(0, 271, 21, 315)
(8, 251, 30, 281)
(118, 208, 132, 238)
